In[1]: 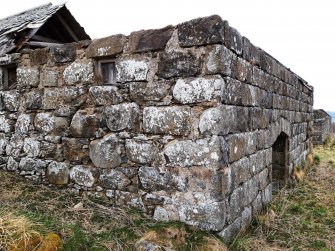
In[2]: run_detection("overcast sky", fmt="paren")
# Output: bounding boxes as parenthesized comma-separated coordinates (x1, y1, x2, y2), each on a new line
(1, 0, 334, 111)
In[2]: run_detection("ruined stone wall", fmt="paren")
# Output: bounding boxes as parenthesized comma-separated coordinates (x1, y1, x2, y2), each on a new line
(0, 15, 313, 241)
(312, 109, 331, 144)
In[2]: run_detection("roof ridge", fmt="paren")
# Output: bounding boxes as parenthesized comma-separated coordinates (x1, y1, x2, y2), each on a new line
(0, 2, 54, 21)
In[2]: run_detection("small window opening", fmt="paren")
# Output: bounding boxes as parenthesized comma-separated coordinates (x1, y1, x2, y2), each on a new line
(1, 64, 17, 89)
(98, 60, 116, 84)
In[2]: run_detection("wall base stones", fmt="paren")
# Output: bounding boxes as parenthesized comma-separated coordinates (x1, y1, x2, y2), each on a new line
(0, 14, 313, 241)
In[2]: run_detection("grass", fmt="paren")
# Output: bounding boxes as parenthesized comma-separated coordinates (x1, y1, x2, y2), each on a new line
(231, 135, 335, 251)
(0, 171, 226, 250)
(1, 136, 335, 250)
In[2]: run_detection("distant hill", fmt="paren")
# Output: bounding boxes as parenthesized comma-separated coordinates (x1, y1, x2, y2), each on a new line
(327, 111, 335, 122)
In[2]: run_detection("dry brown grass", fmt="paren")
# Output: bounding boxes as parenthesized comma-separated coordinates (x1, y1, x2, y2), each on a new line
(0, 211, 42, 251)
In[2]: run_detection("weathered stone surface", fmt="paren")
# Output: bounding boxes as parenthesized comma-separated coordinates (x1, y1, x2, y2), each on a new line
(129, 81, 170, 102)
(157, 50, 201, 78)
(205, 44, 234, 76)
(227, 186, 243, 223)
(249, 150, 266, 175)
(99, 169, 131, 190)
(138, 166, 187, 192)
(15, 114, 33, 135)
(218, 216, 241, 243)
(63, 59, 94, 85)
(128, 26, 174, 52)
(222, 77, 242, 105)
(242, 84, 261, 107)
(105, 103, 139, 131)
(70, 108, 105, 138)
(89, 86, 122, 106)
(164, 136, 222, 168)
(25, 89, 42, 110)
(262, 183, 272, 205)
(23, 138, 40, 157)
(0, 133, 8, 155)
(236, 107, 249, 132)
(89, 133, 121, 168)
(19, 157, 37, 171)
(6, 135, 23, 158)
(2, 90, 20, 111)
(0, 115, 14, 133)
(39, 141, 61, 160)
(228, 132, 257, 162)
(199, 105, 236, 136)
(35, 113, 68, 135)
(125, 139, 158, 164)
(7, 156, 18, 171)
(153, 207, 169, 221)
(63, 138, 89, 164)
(178, 15, 224, 47)
(47, 161, 70, 185)
(242, 37, 261, 66)
(42, 88, 58, 110)
(178, 200, 226, 231)
(50, 43, 77, 63)
(70, 165, 95, 187)
(135, 239, 163, 251)
(143, 106, 190, 136)
(55, 86, 88, 116)
(17, 67, 39, 88)
(40, 69, 58, 87)
(86, 34, 126, 58)
(224, 23, 243, 55)
(233, 57, 252, 83)
(30, 48, 49, 66)
(116, 56, 149, 82)
(249, 108, 270, 130)
(230, 157, 250, 187)
(173, 75, 224, 104)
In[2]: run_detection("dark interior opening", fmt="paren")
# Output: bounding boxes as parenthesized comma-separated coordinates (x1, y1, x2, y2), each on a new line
(272, 132, 289, 192)
(1, 64, 17, 90)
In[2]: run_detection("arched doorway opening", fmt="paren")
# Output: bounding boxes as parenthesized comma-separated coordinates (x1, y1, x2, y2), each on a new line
(272, 132, 289, 193)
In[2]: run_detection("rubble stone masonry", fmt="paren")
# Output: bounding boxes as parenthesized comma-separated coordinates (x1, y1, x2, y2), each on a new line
(0, 15, 313, 241)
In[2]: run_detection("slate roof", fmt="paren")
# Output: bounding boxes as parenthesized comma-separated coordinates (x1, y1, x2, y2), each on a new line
(0, 2, 90, 56)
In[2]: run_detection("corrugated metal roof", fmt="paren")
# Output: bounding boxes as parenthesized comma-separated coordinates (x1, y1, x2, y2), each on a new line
(0, 3, 90, 56)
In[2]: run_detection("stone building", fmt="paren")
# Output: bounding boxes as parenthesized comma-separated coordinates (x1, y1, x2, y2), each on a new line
(312, 109, 331, 145)
(0, 3, 314, 242)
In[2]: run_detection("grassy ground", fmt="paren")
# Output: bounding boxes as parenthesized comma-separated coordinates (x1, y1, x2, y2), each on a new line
(1, 137, 335, 250)
(232, 136, 335, 251)
(0, 170, 226, 251)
